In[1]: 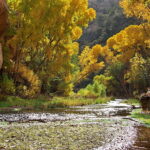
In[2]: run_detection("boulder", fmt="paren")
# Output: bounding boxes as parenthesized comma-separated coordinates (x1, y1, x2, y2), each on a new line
(0, 0, 8, 36)
(140, 89, 150, 112)
(0, 0, 8, 69)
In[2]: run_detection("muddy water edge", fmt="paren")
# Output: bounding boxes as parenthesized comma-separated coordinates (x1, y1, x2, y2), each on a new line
(0, 99, 149, 150)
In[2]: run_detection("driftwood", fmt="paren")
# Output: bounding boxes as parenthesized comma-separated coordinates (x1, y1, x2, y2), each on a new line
(0, 0, 8, 69)
(140, 89, 150, 112)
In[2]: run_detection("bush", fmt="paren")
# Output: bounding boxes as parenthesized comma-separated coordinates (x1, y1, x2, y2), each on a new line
(0, 73, 16, 95)
(78, 81, 106, 98)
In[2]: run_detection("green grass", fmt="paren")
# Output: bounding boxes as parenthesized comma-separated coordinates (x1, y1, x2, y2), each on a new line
(0, 96, 47, 109)
(50, 97, 111, 107)
(0, 95, 112, 111)
(123, 99, 140, 106)
(131, 109, 150, 126)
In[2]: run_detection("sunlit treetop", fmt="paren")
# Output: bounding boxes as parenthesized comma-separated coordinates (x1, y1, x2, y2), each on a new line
(7, 0, 96, 57)
(107, 24, 150, 63)
(77, 44, 113, 82)
(120, 0, 150, 21)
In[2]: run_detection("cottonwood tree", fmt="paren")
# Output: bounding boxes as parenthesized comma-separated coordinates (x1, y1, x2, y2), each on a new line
(3, 0, 96, 97)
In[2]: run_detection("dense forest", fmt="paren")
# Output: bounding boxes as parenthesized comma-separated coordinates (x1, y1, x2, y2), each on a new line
(79, 0, 140, 47)
(0, 0, 150, 100)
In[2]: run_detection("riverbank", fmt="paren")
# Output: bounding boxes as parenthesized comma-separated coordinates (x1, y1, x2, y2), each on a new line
(0, 96, 112, 112)
(131, 109, 150, 127)
(1, 96, 150, 127)
(0, 117, 139, 150)
(122, 99, 150, 127)
(122, 99, 140, 106)
(0, 98, 150, 150)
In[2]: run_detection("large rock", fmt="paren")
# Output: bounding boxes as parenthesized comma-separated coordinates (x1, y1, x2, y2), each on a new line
(0, 0, 8, 35)
(0, 0, 8, 69)
(140, 89, 150, 112)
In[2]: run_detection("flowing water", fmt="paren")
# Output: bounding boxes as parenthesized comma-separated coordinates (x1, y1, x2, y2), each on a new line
(0, 99, 149, 150)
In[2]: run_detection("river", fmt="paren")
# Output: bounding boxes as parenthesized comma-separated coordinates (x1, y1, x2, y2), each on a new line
(0, 99, 149, 150)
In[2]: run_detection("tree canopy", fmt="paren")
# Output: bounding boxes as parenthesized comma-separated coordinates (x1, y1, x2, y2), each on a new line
(0, 0, 149, 98)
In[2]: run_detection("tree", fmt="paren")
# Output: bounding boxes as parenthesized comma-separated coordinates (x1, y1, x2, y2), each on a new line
(77, 0, 150, 96)
(105, 62, 129, 96)
(78, 44, 113, 82)
(120, 0, 150, 22)
(125, 54, 150, 95)
(1, 0, 96, 97)
(106, 24, 150, 63)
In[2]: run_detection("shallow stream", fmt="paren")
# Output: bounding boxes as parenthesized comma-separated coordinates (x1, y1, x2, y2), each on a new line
(0, 99, 149, 150)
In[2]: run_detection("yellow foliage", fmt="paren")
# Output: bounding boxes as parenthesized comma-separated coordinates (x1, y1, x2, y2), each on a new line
(78, 44, 113, 82)
(72, 27, 83, 40)
(87, 8, 96, 20)
(106, 24, 150, 63)
(11, 63, 41, 97)
(120, 0, 150, 22)
(6, 0, 96, 96)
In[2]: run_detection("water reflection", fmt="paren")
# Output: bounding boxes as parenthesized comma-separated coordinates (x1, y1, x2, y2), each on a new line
(129, 126, 150, 150)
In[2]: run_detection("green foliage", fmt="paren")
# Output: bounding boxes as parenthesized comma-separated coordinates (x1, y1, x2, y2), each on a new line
(41, 77, 73, 96)
(106, 62, 126, 80)
(123, 99, 140, 105)
(0, 73, 16, 94)
(2, 46, 12, 69)
(51, 96, 111, 106)
(0, 96, 111, 110)
(0, 96, 48, 109)
(94, 75, 112, 87)
(125, 54, 150, 95)
(78, 80, 106, 98)
(105, 62, 128, 96)
(131, 109, 150, 126)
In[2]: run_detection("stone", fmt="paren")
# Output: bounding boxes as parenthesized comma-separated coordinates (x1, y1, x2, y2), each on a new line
(140, 89, 150, 112)
(0, 0, 8, 69)
(0, 0, 8, 36)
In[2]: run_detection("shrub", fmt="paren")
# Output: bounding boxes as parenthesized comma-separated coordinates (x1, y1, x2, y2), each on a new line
(78, 81, 106, 98)
(0, 73, 16, 95)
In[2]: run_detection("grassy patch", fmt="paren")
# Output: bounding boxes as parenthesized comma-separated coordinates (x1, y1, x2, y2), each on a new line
(123, 99, 140, 106)
(50, 97, 112, 107)
(0, 96, 112, 111)
(0, 96, 48, 109)
(131, 109, 150, 126)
